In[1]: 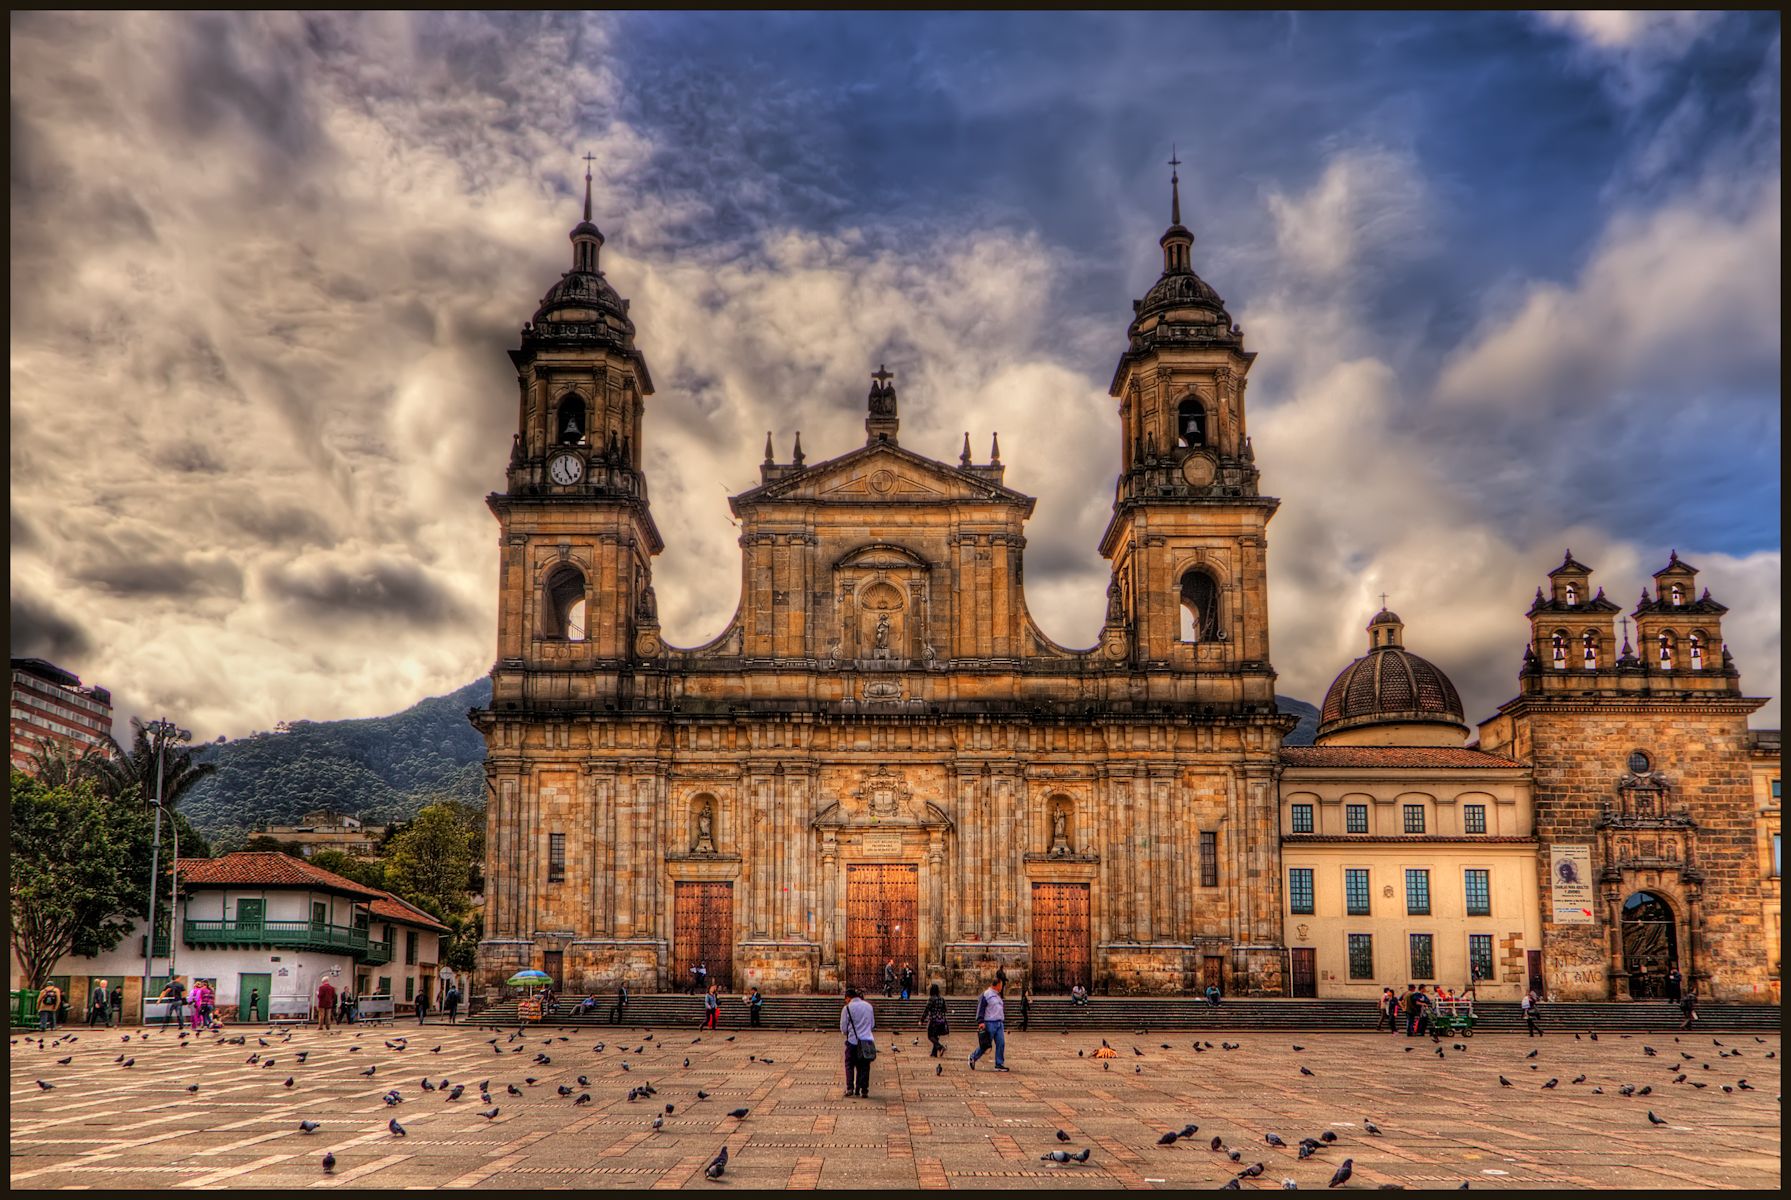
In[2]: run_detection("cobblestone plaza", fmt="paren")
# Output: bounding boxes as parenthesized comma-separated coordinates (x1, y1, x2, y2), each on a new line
(9, 1023, 1779, 1189)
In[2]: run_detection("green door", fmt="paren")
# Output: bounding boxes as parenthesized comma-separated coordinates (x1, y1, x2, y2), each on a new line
(238, 973, 271, 1022)
(236, 898, 265, 932)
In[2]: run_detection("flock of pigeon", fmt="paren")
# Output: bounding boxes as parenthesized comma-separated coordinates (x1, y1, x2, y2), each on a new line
(15, 1021, 1778, 1187)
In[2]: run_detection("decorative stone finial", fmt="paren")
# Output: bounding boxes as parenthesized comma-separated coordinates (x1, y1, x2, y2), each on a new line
(989, 432, 1001, 464)
(763, 431, 774, 465)
(792, 431, 805, 466)
(960, 432, 972, 468)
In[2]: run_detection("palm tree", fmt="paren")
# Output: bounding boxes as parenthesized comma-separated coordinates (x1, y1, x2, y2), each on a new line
(23, 741, 112, 789)
(88, 718, 217, 810)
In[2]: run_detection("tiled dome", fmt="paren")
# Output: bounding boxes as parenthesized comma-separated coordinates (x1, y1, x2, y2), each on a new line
(1317, 610, 1467, 741)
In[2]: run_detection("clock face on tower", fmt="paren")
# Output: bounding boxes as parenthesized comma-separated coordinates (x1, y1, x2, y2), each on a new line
(548, 453, 585, 485)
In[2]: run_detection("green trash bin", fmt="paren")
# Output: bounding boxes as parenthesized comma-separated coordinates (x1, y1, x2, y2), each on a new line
(13, 988, 38, 1028)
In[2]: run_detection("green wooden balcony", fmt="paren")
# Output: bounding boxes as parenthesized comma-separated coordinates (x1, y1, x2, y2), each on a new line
(362, 939, 392, 966)
(184, 918, 372, 957)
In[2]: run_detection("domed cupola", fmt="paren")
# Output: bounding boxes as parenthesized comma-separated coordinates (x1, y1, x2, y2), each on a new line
(1126, 151, 1240, 349)
(526, 159, 637, 348)
(1316, 607, 1469, 747)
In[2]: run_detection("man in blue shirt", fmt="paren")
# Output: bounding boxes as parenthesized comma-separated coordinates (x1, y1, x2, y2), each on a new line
(969, 978, 1008, 1071)
(840, 986, 876, 1098)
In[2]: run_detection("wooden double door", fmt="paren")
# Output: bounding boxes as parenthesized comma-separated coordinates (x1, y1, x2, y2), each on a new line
(845, 864, 919, 993)
(1030, 883, 1091, 993)
(673, 882, 734, 991)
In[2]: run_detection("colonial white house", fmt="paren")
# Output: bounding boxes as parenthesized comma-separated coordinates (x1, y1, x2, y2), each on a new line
(15, 852, 448, 1023)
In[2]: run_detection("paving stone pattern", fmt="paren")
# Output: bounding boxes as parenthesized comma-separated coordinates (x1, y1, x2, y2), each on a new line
(9, 1022, 1779, 1189)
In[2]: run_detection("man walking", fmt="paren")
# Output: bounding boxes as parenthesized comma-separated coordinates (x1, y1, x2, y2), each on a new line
(840, 986, 876, 1098)
(883, 960, 897, 999)
(612, 982, 629, 1025)
(748, 987, 764, 1027)
(37, 981, 61, 1032)
(1522, 988, 1542, 1036)
(415, 988, 429, 1025)
(969, 977, 1008, 1072)
(1677, 986, 1698, 1030)
(89, 981, 110, 1027)
(316, 976, 336, 1031)
(900, 964, 914, 1001)
(703, 983, 721, 1030)
(445, 984, 461, 1025)
(163, 977, 187, 1029)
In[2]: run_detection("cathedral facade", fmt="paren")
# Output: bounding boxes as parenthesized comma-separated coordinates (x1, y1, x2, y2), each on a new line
(472, 166, 1776, 1003)
(473, 167, 1292, 997)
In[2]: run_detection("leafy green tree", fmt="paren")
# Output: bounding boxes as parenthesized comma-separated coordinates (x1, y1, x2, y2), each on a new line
(9, 771, 158, 988)
(307, 849, 388, 891)
(385, 802, 478, 921)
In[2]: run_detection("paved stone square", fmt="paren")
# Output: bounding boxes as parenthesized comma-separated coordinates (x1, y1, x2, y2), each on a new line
(9, 1021, 1780, 1189)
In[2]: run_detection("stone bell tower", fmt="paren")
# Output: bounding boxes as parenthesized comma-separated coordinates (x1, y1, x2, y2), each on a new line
(488, 160, 664, 691)
(1097, 154, 1278, 702)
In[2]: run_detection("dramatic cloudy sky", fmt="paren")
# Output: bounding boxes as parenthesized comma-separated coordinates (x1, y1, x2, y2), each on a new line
(10, 11, 1781, 739)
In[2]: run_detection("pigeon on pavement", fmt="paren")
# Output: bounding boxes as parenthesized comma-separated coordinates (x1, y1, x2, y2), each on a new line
(1329, 1159, 1354, 1188)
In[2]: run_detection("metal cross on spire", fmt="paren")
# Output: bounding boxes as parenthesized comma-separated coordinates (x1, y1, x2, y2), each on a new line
(581, 152, 596, 222)
(871, 364, 894, 385)
(1619, 615, 1632, 647)
(1379, 592, 1389, 611)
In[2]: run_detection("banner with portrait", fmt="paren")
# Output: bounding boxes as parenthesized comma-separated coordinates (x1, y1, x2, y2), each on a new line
(1549, 844, 1595, 924)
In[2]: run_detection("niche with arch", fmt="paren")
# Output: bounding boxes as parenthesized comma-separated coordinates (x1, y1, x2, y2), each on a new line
(1179, 568, 1221, 643)
(1175, 394, 1208, 449)
(542, 564, 588, 641)
(555, 393, 588, 445)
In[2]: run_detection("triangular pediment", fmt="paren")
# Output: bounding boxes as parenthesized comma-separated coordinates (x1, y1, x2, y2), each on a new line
(732, 441, 1033, 509)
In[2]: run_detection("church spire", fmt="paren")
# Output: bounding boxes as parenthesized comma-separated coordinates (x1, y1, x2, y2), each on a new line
(1159, 146, 1193, 274)
(570, 152, 604, 273)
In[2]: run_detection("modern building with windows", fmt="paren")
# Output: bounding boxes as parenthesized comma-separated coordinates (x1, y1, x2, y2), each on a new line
(9, 657, 113, 774)
(1279, 610, 1540, 998)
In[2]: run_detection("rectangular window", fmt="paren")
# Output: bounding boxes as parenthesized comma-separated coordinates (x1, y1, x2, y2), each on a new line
(1405, 868, 1431, 915)
(1346, 804, 1368, 834)
(1347, 934, 1374, 980)
(404, 976, 415, 1001)
(1468, 933, 1494, 981)
(1345, 868, 1371, 916)
(378, 977, 391, 995)
(1463, 804, 1487, 834)
(1291, 804, 1314, 834)
(1288, 868, 1315, 915)
(1773, 778, 1781, 799)
(1409, 933, 1434, 980)
(1403, 805, 1426, 834)
(310, 901, 327, 926)
(1199, 831, 1218, 887)
(405, 930, 419, 965)
(1464, 868, 1491, 916)
(548, 832, 566, 883)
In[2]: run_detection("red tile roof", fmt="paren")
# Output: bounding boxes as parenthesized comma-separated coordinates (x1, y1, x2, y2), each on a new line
(1279, 746, 1523, 769)
(369, 891, 450, 932)
(176, 852, 385, 900)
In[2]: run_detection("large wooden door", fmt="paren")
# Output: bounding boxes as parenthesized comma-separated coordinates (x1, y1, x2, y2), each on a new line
(1030, 883, 1091, 994)
(846, 864, 919, 993)
(674, 882, 734, 991)
(542, 950, 564, 991)
(1289, 948, 1317, 998)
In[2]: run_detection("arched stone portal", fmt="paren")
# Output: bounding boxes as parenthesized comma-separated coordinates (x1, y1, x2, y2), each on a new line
(1621, 891, 1678, 998)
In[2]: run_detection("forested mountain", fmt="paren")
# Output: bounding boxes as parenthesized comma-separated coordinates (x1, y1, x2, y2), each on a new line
(180, 678, 491, 846)
(175, 677, 1319, 847)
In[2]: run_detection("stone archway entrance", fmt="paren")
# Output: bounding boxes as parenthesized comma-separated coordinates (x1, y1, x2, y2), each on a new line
(1621, 891, 1678, 998)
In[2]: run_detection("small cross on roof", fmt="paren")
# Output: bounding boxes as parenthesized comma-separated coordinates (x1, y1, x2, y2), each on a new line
(871, 364, 894, 384)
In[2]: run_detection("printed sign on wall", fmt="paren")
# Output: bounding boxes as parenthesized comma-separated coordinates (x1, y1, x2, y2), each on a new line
(1550, 844, 1596, 924)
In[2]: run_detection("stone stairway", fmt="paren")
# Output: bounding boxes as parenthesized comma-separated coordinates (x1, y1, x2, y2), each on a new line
(467, 994, 1781, 1034)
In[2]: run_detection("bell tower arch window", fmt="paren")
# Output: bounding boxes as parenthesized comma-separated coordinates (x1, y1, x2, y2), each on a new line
(544, 565, 588, 641)
(1551, 630, 1567, 669)
(1176, 395, 1207, 449)
(1670, 582, 1685, 606)
(1564, 583, 1578, 606)
(1581, 629, 1599, 669)
(556, 394, 587, 445)
(1688, 630, 1705, 670)
(1178, 568, 1221, 643)
(1657, 631, 1675, 670)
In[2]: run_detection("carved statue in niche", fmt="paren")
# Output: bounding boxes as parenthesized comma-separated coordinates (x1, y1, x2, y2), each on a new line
(1050, 803, 1072, 855)
(874, 614, 891, 655)
(692, 802, 716, 854)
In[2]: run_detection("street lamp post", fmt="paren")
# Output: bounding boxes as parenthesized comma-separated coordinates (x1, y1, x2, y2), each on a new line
(139, 719, 184, 1024)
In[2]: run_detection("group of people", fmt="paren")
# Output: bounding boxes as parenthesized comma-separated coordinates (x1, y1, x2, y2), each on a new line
(840, 975, 1016, 1098)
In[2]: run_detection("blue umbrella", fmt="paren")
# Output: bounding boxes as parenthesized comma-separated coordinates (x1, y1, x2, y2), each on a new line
(507, 969, 551, 988)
